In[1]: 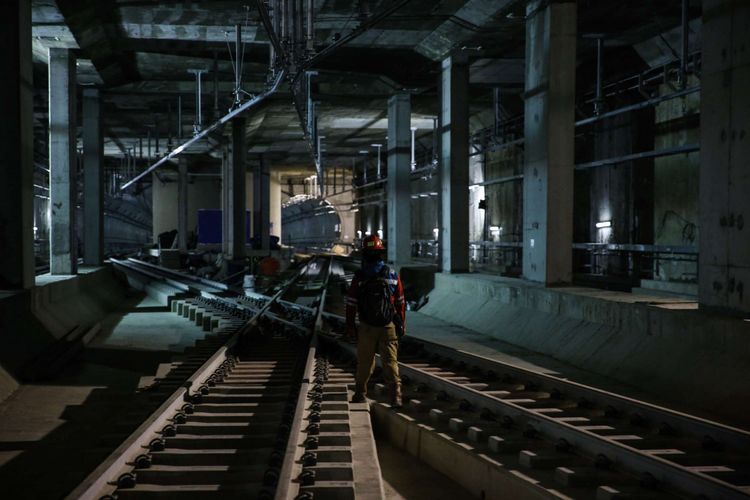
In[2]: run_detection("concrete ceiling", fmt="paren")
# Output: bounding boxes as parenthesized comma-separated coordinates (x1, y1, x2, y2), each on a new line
(31, 0, 698, 178)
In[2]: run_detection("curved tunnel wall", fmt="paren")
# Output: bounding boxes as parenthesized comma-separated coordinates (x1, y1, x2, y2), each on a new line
(281, 197, 344, 251)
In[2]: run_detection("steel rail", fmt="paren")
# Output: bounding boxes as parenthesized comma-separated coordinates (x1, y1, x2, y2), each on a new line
(402, 337, 750, 453)
(67, 258, 317, 499)
(275, 256, 335, 499)
(123, 257, 229, 293)
(120, 68, 286, 190)
(319, 314, 748, 450)
(111, 258, 192, 293)
(323, 334, 750, 500)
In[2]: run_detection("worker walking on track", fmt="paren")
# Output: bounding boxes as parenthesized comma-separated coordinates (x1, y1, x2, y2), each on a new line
(345, 235, 405, 408)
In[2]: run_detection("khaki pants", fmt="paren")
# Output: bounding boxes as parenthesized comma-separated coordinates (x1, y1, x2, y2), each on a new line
(355, 321, 400, 394)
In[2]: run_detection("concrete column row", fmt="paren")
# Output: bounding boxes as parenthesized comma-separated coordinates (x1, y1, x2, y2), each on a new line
(1, 0, 105, 288)
(387, 93, 412, 267)
(699, 0, 750, 315)
(223, 117, 247, 260)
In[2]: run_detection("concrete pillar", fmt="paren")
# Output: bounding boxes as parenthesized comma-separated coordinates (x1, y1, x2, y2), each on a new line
(48, 47, 78, 275)
(224, 118, 246, 259)
(270, 171, 282, 243)
(177, 157, 188, 252)
(0, 0, 33, 289)
(440, 52, 470, 273)
(387, 93, 412, 267)
(254, 156, 271, 251)
(83, 89, 103, 265)
(699, 0, 750, 314)
(522, 0, 577, 284)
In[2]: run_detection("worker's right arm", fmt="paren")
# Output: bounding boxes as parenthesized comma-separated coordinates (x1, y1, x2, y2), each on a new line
(345, 274, 359, 338)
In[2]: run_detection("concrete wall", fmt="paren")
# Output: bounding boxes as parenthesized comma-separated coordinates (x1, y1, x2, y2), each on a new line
(420, 273, 750, 424)
(0, 267, 129, 403)
(152, 173, 221, 243)
(654, 78, 700, 283)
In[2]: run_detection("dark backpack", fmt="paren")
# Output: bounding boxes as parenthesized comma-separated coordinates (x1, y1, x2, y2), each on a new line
(357, 266, 396, 327)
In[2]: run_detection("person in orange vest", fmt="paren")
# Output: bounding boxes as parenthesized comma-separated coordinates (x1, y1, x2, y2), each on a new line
(345, 235, 405, 407)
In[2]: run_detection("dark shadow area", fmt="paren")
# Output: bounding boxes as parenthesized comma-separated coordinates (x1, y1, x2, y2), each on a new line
(0, 320, 215, 498)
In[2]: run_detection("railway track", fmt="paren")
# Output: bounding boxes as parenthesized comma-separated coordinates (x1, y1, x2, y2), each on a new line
(69, 257, 335, 499)
(71, 253, 750, 499)
(319, 323, 750, 499)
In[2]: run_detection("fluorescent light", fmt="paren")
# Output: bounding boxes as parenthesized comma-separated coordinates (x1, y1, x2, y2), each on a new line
(596, 220, 612, 229)
(489, 226, 500, 233)
(429, 192, 438, 196)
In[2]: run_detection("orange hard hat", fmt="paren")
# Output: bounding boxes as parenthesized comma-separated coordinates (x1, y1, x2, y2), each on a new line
(362, 234, 385, 252)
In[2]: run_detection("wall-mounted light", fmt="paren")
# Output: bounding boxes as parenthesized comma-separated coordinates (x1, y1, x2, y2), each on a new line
(377, 229, 383, 239)
(595, 220, 612, 229)
(489, 226, 501, 233)
(356, 230, 362, 239)
(432, 227, 439, 240)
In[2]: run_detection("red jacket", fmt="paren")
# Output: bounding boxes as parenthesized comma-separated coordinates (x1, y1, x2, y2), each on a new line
(346, 265, 406, 331)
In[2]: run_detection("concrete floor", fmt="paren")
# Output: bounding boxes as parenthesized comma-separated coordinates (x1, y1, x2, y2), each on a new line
(377, 439, 475, 500)
(93, 295, 208, 352)
(0, 293, 207, 499)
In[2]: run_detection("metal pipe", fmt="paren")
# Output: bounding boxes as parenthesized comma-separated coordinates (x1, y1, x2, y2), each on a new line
(575, 144, 700, 170)
(167, 102, 173, 149)
(493, 88, 501, 136)
(595, 37, 605, 115)
(235, 24, 242, 107)
(432, 117, 438, 163)
(576, 86, 699, 127)
(188, 69, 206, 133)
(177, 95, 182, 141)
(317, 134, 325, 198)
(120, 69, 286, 190)
(197, 72, 203, 129)
(680, 0, 689, 88)
(213, 51, 219, 118)
(298, 0, 305, 54)
(373, 143, 382, 178)
(470, 174, 524, 188)
(410, 127, 417, 171)
(154, 117, 160, 154)
(306, 0, 314, 52)
(284, 0, 292, 45)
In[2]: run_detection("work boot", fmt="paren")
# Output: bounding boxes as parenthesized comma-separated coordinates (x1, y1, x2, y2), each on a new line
(351, 392, 366, 403)
(389, 383, 403, 408)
